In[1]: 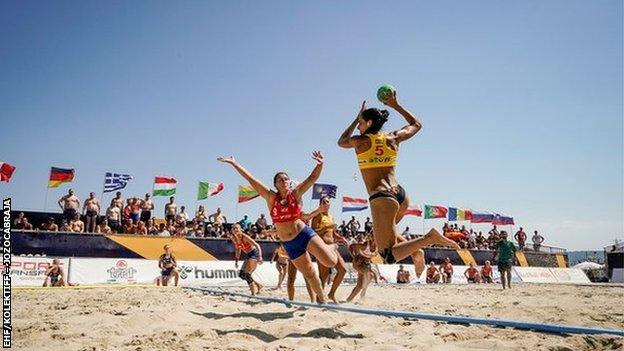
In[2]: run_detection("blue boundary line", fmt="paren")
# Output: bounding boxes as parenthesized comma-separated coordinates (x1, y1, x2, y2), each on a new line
(186, 286, 624, 337)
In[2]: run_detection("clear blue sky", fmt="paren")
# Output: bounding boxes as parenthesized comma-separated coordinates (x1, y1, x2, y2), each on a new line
(1, 1, 622, 250)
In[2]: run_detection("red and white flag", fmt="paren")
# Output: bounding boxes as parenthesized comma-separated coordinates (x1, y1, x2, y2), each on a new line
(404, 204, 422, 217)
(0, 162, 16, 182)
(342, 196, 368, 212)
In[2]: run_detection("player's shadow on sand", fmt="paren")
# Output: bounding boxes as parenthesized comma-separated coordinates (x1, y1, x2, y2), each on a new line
(190, 310, 297, 322)
(214, 327, 365, 343)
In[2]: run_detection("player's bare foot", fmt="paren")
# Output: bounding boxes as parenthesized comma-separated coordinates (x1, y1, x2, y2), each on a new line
(423, 229, 460, 249)
(412, 249, 425, 276)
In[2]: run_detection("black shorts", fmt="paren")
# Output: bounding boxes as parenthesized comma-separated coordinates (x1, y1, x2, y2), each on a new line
(140, 211, 151, 222)
(467, 277, 477, 283)
(369, 184, 406, 206)
(63, 208, 77, 222)
(498, 260, 513, 272)
(86, 209, 98, 217)
(165, 214, 175, 223)
(161, 268, 174, 277)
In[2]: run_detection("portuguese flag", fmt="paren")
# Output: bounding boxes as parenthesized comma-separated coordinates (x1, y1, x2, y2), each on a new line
(48, 167, 75, 188)
(153, 177, 177, 196)
(424, 204, 448, 219)
(238, 184, 259, 203)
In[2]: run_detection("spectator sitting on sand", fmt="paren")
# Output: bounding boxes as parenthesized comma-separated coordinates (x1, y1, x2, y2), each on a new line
(396, 264, 411, 284)
(464, 263, 480, 283)
(440, 257, 453, 284)
(106, 204, 122, 233)
(43, 259, 67, 287)
(481, 260, 494, 283)
(426, 262, 440, 284)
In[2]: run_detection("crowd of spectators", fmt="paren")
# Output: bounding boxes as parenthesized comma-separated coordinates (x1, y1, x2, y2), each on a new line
(13, 190, 547, 252)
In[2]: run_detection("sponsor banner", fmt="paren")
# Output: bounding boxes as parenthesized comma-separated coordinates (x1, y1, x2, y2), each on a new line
(612, 268, 624, 283)
(549, 268, 591, 284)
(512, 266, 557, 283)
(70, 258, 158, 285)
(7, 256, 70, 286)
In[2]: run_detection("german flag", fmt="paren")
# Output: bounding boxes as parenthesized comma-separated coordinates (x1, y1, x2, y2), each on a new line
(48, 167, 75, 188)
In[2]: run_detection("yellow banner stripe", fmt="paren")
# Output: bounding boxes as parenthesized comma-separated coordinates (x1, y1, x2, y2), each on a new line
(107, 235, 217, 260)
(555, 254, 567, 268)
(515, 251, 529, 267)
(456, 249, 476, 266)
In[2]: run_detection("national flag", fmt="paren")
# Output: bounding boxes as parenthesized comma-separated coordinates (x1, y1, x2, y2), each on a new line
(0, 162, 16, 183)
(311, 183, 338, 199)
(342, 196, 368, 212)
(448, 207, 469, 221)
(464, 209, 473, 221)
(238, 185, 259, 203)
(404, 204, 422, 217)
(103, 172, 133, 193)
(48, 167, 75, 188)
(153, 177, 177, 196)
(424, 205, 448, 219)
(471, 211, 495, 223)
(198, 182, 224, 200)
(493, 214, 515, 225)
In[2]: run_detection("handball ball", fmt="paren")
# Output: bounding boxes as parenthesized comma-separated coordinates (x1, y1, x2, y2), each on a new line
(377, 84, 395, 103)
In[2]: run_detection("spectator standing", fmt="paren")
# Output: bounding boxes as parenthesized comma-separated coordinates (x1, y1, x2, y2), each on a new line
(401, 227, 410, 239)
(255, 214, 268, 232)
(493, 231, 517, 289)
(467, 229, 477, 249)
(195, 205, 207, 223)
(110, 191, 124, 210)
(176, 206, 189, 225)
(122, 199, 132, 223)
(58, 189, 80, 223)
(514, 227, 527, 250)
(130, 198, 142, 223)
(208, 207, 227, 234)
(364, 217, 373, 234)
(426, 261, 440, 284)
(476, 231, 485, 248)
(481, 260, 494, 283)
(238, 214, 252, 232)
(396, 264, 411, 284)
(532, 231, 544, 251)
(347, 216, 361, 237)
(440, 257, 453, 284)
(140, 193, 154, 223)
(164, 197, 177, 223)
(106, 204, 122, 233)
(338, 220, 347, 236)
(83, 192, 101, 233)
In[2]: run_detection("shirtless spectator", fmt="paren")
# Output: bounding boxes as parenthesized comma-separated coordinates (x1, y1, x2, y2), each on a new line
(60, 219, 71, 232)
(464, 263, 480, 283)
(96, 219, 112, 234)
(176, 206, 188, 226)
(396, 264, 411, 284)
(43, 259, 67, 287)
(426, 261, 441, 284)
(136, 221, 148, 235)
(146, 219, 158, 235)
(21, 217, 33, 230)
(70, 213, 84, 233)
(195, 205, 207, 223)
(122, 199, 132, 223)
(156, 223, 170, 237)
(481, 260, 494, 283)
(467, 229, 477, 249)
(208, 207, 227, 234)
(13, 212, 26, 229)
(111, 191, 123, 209)
(338, 220, 347, 236)
(82, 192, 101, 233)
(476, 231, 486, 249)
(106, 204, 122, 233)
(58, 189, 80, 223)
(532, 231, 544, 251)
(130, 197, 142, 223)
(514, 227, 527, 250)
(488, 225, 500, 246)
(364, 217, 373, 234)
(39, 217, 59, 232)
(164, 197, 177, 224)
(140, 193, 154, 223)
(347, 216, 361, 237)
(440, 257, 453, 284)
(123, 219, 136, 234)
(255, 214, 268, 232)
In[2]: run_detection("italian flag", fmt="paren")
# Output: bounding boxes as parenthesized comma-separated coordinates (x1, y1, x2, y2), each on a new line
(153, 177, 177, 196)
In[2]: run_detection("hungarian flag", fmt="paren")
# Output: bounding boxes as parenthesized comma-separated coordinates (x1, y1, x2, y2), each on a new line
(0, 162, 16, 183)
(48, 167, 75, 188)
(238, 185, 259, 203)
(197, 182, 224, 200)
(342, 196, 368, 212)
(153, 177, 177, 196)
(404, 204, 422, 217)
(424, 205, 448, 219)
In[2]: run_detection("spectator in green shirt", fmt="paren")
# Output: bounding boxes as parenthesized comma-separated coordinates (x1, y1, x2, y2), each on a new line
(492, 231, 517, 289)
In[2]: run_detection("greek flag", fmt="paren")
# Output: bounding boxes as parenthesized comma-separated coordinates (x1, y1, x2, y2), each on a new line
(104, 172, 133, 193)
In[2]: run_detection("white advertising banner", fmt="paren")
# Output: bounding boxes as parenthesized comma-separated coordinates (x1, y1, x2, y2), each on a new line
(512, 266, 558, 283)
(612, 268, 624, 283)
(69, 258, 160, 285)
(8, 256, 70, 286)
(549, 268, 590, 284)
